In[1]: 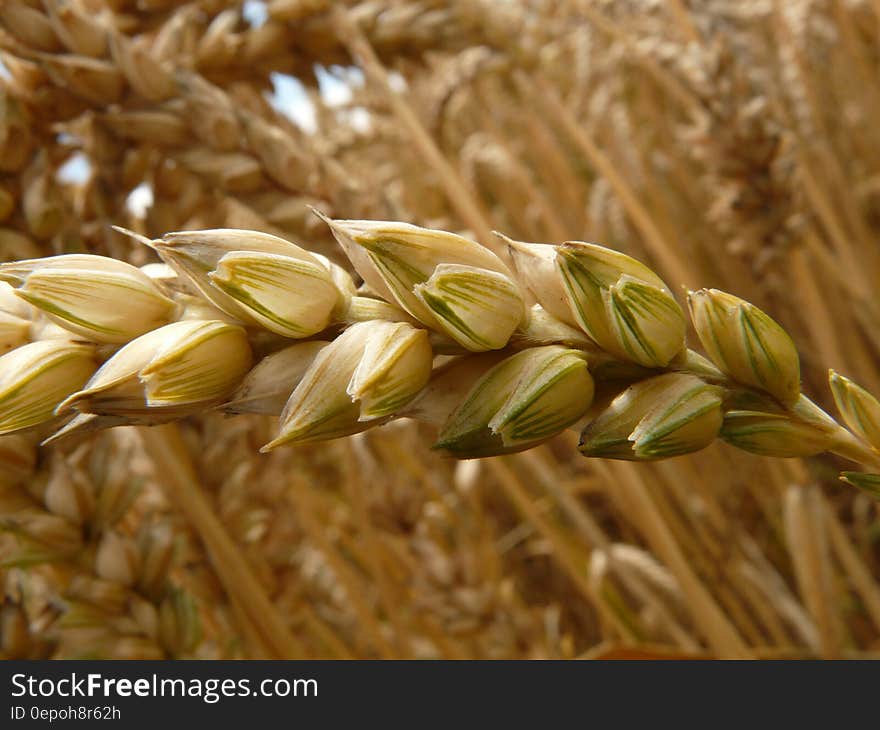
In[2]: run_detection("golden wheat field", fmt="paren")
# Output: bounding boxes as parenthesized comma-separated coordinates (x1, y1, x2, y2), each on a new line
(3, 0, 880, 662)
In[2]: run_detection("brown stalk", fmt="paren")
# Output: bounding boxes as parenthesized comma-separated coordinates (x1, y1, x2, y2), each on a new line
(571, 1, 702, 114)
(665, 0, 702, 45)
(486, 457, 622, 633)
(597, 461, 753, 658)
(330, 5, 498, 255)
(343, 438, 413, 658)
(287, 475, 396, 659)
(782, 482, 843, 659)
(137, 424, 305, 659)
(517, 449, 699, 651)
(822, 499, 880, 635)
(521, 72, 693, 287)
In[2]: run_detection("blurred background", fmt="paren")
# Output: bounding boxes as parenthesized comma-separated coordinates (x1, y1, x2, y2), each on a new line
(1, 0, 879, 659)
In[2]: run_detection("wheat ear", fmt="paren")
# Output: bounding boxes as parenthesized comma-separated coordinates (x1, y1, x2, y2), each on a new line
(1, 217, 879, 491)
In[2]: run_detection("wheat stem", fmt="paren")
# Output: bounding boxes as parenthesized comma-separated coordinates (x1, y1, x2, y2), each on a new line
(600, 461, 754, 658)
(287, 475, 397, 658)
(519, 448, 700, 651)
(523, 72, 693, 286)
(331, 5, 498, 254)
(487, 458, 613, 619)
(783, 483, 842, 659)
(665, 0, 702, 45)
(571, 1, 702, 114)
(822, 498, 880, 635)
(137, 424, 305, 659)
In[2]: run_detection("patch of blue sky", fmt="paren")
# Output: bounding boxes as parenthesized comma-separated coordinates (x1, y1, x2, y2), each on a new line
(126, 182, 154, 218)
(268, 72, 318, 133)
(242, 0, 268, 28)
(57, 153, 91, 185)
(268, 64, 374, 133)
